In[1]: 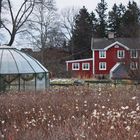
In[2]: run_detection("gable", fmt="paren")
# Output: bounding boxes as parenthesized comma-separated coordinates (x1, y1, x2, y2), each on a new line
(104, 41, 129, 51)
(92, 38, 140, 50)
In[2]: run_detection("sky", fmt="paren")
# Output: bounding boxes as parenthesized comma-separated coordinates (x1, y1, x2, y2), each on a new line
(56, 0, 140, 12)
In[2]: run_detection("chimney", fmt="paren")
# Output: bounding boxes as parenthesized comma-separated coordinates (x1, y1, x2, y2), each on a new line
(108, 32, 114, 39)
(91, 37, 94, 49)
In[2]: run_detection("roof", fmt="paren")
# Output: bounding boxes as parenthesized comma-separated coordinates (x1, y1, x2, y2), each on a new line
(66, 58, 93, 63)
(92, 38, 140, 50)
(0, 46, 48, 74)
(110, 63, 130, 79)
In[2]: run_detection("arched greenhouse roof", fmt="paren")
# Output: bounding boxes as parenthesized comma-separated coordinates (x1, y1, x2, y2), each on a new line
(0, 46, 48, 74)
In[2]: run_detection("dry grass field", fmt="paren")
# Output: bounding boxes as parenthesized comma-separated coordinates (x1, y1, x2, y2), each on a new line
(0, 84, 140, 140)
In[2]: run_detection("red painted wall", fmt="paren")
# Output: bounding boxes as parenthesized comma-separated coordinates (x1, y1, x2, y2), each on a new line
(94, 45, 129, 75)
(67, 59, 93, 78)
(67, 44, 140, 79)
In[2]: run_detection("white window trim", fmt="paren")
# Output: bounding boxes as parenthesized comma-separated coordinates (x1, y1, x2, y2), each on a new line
(114, 45, 119, 48)
(130, 62, 138, 70)
(99, 50, 106, 58)
(130, 50, 138, 58)
(117, 50, 125, 59)
(82, 63, 90, 70)
(72, 63, 80, 70)
(99, 62, 106, 70)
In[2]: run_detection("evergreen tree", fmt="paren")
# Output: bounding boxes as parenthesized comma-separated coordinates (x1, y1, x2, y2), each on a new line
(90, 11, 98, 37)
(96, 0, 108, 37)
(108, 3, 125, 37)
(72, 6, 93, 59)
(121, 1, 140, 37)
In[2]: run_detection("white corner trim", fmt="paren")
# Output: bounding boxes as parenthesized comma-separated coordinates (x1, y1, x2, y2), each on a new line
(104, 41, 130, 51)
(110, 63, 121, 79)
(66, 62, 68, 71)
(93, 50, 95, 74)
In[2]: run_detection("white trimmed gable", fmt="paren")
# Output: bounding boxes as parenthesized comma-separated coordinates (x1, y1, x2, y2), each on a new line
(104, 41, 130, 51)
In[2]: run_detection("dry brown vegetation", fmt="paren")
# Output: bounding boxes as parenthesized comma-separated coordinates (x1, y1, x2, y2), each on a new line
(0, 85, 140, 140)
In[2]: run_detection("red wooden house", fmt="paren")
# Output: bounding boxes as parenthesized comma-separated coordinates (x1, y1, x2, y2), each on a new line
(66, 38, 140, 79)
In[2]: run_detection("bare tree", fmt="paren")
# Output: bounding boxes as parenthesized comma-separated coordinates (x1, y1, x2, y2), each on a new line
(60, 7, 78, 53)
(27, 0, 64, 48)
(0, 0, 35, 46)
(61, 7, 78, 39)
(22, 0, 65, 64)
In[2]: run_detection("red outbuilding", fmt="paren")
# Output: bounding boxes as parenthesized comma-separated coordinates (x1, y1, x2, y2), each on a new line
(66, 37, 140, 79)
(66, 58, 93, 79)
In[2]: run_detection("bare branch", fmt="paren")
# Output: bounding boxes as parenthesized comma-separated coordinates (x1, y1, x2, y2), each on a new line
(1, 21, 11, 35)
(7, 0, 14, 25)
(16, 0, 35, 30)
(14, 0, 28, 23)
(60, 7, 78, 40)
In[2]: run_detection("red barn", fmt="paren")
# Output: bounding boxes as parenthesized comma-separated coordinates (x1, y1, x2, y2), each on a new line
(66, 38, 140, 79)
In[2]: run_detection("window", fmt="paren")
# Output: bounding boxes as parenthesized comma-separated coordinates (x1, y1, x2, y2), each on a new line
(99, 50, 106, 58)
(82, 63, 90, 70)
(99, 62, 106, 70)
(114, 45, 119, 48)
(117, 50, 125, 58)
(130, 50, 138, 58)
(130, 62, 138, 70)
(72, 63, 80, 70)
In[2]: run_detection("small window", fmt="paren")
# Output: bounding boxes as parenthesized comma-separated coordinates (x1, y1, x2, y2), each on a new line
(114, 45, 119, 48)
(82, 63, 90, 70)
(117, 50, 125, 58)
(72, 63, 80, 70)
(99, 62, 106, 70)
(130, 62, 138, 70)
(130, 50, 138, 58)
(99, 50, 106, 58)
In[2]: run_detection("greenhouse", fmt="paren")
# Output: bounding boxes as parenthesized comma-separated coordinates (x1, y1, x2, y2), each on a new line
(0, 46, 49, 92)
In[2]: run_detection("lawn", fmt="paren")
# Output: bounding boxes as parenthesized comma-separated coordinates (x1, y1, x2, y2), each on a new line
(0, 84, 140, 140)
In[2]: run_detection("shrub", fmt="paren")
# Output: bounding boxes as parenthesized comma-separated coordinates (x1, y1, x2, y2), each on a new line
(0, 85, 140, 140)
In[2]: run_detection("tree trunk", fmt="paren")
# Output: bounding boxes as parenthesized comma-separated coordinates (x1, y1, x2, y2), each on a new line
(8, 32, 16, 46)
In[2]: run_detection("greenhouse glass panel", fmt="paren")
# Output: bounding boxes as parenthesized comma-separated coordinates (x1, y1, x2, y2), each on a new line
(9, 50, 35, 73)
(36, 73, 46, 90)
(19, 52, 48, 73)
(0, 46, 49, 92)
(1, 50, 19, 73)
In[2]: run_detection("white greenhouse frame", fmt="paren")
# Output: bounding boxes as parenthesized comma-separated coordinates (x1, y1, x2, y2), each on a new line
(0, 46, 49, 92)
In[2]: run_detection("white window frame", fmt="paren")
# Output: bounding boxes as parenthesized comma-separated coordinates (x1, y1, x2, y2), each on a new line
(82, 63, 90, 70)
(130, 50, 138, 58)
(99, 62, 106, 70)
(114, 45, 119, 48)
(117, 50, 125, 58)
(72, 63, 80, 70)
(99, 50, 106, 58)
(130, 62, 138, 70)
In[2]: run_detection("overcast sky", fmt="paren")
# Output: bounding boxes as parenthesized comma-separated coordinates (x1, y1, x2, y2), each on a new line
(56, 0, 140, 12)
